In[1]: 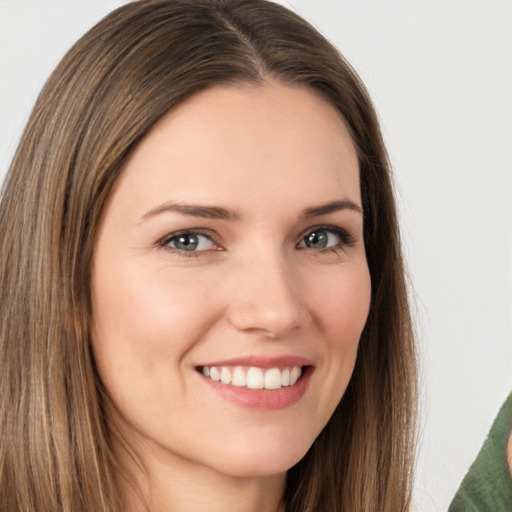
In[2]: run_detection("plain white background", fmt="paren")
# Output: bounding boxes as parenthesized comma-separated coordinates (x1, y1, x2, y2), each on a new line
(1, 1, 511, 510)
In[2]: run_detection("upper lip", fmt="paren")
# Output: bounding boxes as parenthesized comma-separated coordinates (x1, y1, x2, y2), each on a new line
(197, 355, 314, 369)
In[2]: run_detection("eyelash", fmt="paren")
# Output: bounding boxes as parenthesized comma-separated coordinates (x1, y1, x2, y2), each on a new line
(158, 225, 355, 257)
(298, 225, 355, 253)
(158, 228, 220, 257)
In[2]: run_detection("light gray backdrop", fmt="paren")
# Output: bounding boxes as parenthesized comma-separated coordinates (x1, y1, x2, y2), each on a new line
(1, 1, 511, 510)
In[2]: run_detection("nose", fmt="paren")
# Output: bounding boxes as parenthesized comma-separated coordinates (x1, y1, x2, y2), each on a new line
(226, 254, 309, 339)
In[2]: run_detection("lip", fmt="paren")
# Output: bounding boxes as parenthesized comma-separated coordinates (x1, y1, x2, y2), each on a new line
(196, 356, 314, 411)
(197, 355, 313, 370)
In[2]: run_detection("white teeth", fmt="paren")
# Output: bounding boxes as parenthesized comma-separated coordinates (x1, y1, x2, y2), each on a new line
(201, 365, 304, 390)
(209, 367, 221, 381)
(246, 367, 264, 389)
(264, 368, 282, 390)
(289, 366, 301, 386)
(220, 367, 231, 384)
(281, 368, 290, 386)
(231, 367, 247, 387)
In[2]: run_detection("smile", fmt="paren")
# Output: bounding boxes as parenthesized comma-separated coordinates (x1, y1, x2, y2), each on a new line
(200, 365, 302, 390)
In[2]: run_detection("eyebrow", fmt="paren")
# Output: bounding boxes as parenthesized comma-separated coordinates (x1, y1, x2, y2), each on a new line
(140, 199, 362, 222)
(140, 202, 238, 221)
(301, 199, 363, 218)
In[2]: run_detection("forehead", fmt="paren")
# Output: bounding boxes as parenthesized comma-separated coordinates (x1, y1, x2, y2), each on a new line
(111, 82, 360, 216)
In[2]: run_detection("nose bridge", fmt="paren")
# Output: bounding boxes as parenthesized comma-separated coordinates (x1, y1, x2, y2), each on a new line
(227, 247, 306, 338)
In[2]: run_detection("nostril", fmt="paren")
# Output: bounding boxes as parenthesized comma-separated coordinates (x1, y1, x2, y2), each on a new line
(226, 303, 305, 339)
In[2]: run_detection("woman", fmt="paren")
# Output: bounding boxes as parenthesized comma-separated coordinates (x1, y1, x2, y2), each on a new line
(0, 1, 417, 511)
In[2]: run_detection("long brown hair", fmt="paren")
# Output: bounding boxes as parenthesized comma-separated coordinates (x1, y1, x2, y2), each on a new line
(0, 1, 417, 510)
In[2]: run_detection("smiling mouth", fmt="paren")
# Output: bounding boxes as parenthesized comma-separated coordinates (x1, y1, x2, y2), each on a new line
(197, 365, 306, 390)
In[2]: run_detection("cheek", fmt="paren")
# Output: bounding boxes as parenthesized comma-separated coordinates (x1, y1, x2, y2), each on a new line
(295, 262, 371, 437)
(311, 263, 371, 348)
(310, 262, 370, 407)
(94, 264, 211, 340)
(90, 264, 218, 388)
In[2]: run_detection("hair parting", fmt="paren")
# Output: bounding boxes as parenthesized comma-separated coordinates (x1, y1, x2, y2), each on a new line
(0, 2, 417, 511)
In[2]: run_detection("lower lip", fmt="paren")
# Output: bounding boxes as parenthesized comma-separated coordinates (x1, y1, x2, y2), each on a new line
(198, 367, 313, 410)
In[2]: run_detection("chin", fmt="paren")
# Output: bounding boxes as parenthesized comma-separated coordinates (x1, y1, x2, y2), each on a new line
(205, 432, 315, 479)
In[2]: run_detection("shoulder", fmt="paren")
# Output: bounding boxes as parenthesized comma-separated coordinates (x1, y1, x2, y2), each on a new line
(448, 392, 512, 512)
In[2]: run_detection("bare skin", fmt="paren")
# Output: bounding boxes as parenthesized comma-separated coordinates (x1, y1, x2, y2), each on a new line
(91, 82, 370, 511)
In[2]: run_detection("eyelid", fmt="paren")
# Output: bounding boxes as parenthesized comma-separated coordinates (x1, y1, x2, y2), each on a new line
(156, 224, 356, 256)
(297, 224, 355, 249)
(158, 228, 223, 250)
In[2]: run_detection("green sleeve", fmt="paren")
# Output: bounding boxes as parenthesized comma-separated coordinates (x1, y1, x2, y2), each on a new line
(448, 392, 512, 512)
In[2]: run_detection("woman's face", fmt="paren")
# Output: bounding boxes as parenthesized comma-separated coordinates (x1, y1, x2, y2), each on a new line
(91, 83, 371, 479)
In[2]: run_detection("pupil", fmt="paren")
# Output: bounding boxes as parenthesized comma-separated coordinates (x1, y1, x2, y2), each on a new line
(306, 231, 327, 248)
(175, 234, 198, 251)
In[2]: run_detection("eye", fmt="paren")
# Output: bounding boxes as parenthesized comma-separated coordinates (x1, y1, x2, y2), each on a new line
(160, 231, 217, 252)
(297, 227, 352, 250)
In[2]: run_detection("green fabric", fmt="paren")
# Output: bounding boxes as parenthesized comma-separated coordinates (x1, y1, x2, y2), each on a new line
(448, 392, 512, 512)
